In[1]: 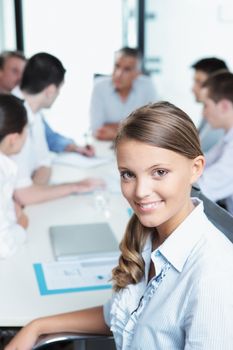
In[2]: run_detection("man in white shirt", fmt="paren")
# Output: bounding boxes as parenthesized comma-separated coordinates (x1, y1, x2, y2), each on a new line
(12, 53, 103, 206)
(90, 47, 157, 140)
(198, 71, 233, 215)
(191, 57, 228, 152)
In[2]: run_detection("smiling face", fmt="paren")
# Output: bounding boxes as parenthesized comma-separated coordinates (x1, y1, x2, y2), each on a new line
(117, 139, 204, 238)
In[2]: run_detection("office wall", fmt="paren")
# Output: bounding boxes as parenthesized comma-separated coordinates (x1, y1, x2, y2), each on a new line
(145, 0, 233, 126)
(22, 0, 123, 143)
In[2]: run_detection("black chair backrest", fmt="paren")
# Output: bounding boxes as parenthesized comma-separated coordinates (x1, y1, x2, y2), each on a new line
(191, 185, 233, 243)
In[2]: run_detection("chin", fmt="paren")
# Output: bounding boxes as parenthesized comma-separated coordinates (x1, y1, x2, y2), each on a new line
(134, 213, 160, 228)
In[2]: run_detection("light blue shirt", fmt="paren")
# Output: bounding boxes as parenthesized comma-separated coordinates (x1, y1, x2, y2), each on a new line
(104, 199, 233, 350)
(198, 119, 224, 153)
(90, 75, 157, 130)
(198, 127, 233, 214)
(43, 119, 73, 153)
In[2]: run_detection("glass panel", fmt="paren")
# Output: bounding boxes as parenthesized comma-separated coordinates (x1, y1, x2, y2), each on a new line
(0, 0, 16, 51)
(122, 0, 138, 47)
(22, 0, 123, 141)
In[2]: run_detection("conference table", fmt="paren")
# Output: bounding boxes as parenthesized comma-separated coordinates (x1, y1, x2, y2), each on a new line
(0, 140, 129, 329)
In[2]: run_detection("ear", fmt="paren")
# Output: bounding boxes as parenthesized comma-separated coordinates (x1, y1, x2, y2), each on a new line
(8, 133, 20, 145)
(218, 99, 232, 113)
(2, 133, 19, 151)
(44, 84, 57, 97)
(190, 155, 205, 184)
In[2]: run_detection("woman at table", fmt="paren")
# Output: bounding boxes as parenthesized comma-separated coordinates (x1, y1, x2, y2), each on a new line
(5, 101, 233, 349)
(0, 94, 28, 259)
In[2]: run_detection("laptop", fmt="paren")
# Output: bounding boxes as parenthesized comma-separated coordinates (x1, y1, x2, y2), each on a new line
(49, 222, 119, 261)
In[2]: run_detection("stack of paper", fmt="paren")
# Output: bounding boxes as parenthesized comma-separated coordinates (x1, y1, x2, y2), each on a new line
(34, 256, 118, 295)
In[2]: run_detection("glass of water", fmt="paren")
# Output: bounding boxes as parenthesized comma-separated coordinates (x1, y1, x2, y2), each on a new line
(93, 189, 111, 219)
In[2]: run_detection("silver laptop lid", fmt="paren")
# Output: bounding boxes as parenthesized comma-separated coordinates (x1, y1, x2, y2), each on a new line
(49, 222, 119, 261)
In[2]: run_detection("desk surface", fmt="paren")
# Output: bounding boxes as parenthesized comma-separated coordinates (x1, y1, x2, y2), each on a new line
(0, 141, 129, 327)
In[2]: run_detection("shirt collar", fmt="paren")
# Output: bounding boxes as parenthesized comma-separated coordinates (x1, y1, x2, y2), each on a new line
(12, 86, 35, 125)
(24, 100, 35, 125)
(152, 198, 206, 273)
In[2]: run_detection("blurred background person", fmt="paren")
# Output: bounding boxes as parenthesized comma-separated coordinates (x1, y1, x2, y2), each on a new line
(0, 50, 94, 156)
(191, 57, 228, 152)
(0, 50, 26, 94)
(90, 47, 158, 141)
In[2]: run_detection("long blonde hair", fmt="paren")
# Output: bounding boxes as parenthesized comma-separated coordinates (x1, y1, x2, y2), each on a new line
(112, 101, 203, 291)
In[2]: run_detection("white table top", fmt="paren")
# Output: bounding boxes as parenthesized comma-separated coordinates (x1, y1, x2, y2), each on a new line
(0, 141, 129, 327)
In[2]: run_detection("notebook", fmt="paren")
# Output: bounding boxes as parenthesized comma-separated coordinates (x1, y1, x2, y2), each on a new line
(49, 222, 119, 261)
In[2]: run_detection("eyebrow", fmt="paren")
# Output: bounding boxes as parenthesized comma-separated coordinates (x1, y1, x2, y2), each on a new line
(118, 163, 171, 170)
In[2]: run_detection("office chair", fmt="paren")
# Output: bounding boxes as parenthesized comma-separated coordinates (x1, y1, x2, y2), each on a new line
(33, 333, 115, 350)
(191, 184, 233, 243)
(32, 185, 233, 349)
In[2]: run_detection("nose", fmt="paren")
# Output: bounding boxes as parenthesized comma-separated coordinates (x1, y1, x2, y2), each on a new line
(134, 178, 153, 199)
(115, 68, 124, 78)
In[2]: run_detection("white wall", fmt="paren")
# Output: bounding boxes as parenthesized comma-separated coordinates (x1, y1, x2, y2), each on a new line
(22, 0, 123, 144)
(145, 0, 233, 126)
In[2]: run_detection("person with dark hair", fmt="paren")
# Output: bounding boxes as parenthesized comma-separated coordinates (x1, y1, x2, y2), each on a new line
(191, 57, 228, 152)
(0, 94, 28, 259)
(0, 50, 94, 156)
(90, 47, 157, 140)
(0, 50, 26, 93)
(198, 71, 233, 215)
(6, 102, 233, 350)
(11, 52, 103, 206)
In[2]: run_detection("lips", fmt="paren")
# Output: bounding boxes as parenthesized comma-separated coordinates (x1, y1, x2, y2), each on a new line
(135, 200, 164, 211)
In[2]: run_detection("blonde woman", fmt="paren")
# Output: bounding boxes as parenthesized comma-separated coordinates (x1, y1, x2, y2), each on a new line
(6, 102, 233, 350)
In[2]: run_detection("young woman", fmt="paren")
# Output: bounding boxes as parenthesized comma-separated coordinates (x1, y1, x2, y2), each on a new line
(5, 102, 233, 349)
(0, 94, 28, 259)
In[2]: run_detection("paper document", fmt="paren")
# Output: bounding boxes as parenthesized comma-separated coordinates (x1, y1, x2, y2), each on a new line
(52, 153, 113, 168)
(34, 256, 118, 295)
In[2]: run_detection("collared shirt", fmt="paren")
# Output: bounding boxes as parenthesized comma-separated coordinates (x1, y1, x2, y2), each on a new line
(198, 119, 224, 153)
(11, 87, 51, 188)
(43, 118, 73, 153)
(0, 153, 26, 259)
(104, 199, 233, 350)
(198, 127, 233, 214)
(90, 75, 157, 130)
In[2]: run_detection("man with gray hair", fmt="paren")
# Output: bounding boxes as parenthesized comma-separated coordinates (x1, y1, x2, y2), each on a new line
(90, 47, 157, 140)
(0, 50, 26, 93)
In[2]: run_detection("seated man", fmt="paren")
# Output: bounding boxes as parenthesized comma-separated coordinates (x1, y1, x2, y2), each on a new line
(191, 57, 228, 152)
(198, 71, 233, 215)
(11, 52, 103, 206)
(0, 50, 93, 156)
(90, 47, 157, 140)
(0, 50, 26, 93)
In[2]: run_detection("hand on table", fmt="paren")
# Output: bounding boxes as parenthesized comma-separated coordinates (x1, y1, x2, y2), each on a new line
(94, 124, 118, 141)
(14, 201, 29, 229)
(72, 178, 105, 194)
(64, 143, 95, 157)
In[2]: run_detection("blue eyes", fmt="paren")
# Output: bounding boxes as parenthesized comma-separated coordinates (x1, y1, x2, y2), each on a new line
(120, 169, 168, 181)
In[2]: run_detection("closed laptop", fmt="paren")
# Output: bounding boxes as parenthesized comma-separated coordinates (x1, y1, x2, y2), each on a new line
(49, 222, 119, 261)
